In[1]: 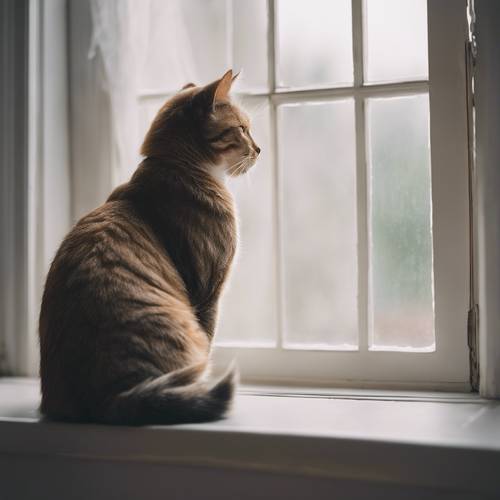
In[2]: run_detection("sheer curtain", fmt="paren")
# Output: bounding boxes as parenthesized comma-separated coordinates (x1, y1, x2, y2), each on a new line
(88, 0, 198, 185)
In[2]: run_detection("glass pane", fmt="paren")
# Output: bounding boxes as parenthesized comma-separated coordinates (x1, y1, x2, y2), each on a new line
(180, 0, 229, 83)
(364, 0, 428, 83)
(367, 94, 434, 351)
(279, 100, 358, 349)
(216, 98, 278, 346)
(276, 0, 353, 89)
(137, 0, 228, 92)
(232, 0, 268, 92)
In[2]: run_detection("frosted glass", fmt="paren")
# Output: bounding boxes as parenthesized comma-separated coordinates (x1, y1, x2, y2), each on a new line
(232, 0, 268, 92)
(216, 98, 278, 346)
(367, 94, 434, 351)
(364, 0, 428, 83)
(279, 100, 358, 349)
(136, 0, 228, 92)
(276, 0, 353, 89)
(180, 0, 228, 84)
(138, 0, 269, 93)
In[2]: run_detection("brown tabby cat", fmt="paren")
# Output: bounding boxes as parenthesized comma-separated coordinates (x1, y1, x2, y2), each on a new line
(39, 70, 260, 425)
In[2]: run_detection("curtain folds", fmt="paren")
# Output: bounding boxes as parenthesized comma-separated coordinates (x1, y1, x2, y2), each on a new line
(88, 0, 198, 184)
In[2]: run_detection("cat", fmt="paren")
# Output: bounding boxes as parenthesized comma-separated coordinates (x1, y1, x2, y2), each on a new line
(38, 70, 260, 425)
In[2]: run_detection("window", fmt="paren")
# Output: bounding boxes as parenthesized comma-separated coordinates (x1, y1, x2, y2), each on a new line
(71, 0, 470, 389)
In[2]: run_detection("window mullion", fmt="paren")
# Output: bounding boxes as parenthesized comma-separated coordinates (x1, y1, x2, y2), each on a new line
(268, 0, 284, 350)
(355, 96, 368, 352)
(352, 0, 364, 88)
(352, 0, 369, 351)
(268, 0, 277, 92)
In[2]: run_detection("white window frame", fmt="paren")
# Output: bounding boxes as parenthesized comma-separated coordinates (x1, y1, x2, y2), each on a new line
(1, 0, 472, 390)
(212, 0, 471, 390)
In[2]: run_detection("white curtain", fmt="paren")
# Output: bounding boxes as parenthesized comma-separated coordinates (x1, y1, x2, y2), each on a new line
(88, 0, 199, 184)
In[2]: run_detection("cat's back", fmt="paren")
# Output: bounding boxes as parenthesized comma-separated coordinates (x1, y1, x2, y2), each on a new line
(40, 196, 178, 331)
(43, 199, 145, 295)
(38, 197, 191, 420)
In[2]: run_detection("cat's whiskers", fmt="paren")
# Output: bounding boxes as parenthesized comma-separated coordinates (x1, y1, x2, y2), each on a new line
(226, 160, 243, 176)
(233, 157, 249, 177)
(227, 157, 248, 177)
(245, 159, 256, 188)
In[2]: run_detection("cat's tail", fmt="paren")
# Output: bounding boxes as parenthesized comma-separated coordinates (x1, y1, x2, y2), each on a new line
(102, 361, 237, 425)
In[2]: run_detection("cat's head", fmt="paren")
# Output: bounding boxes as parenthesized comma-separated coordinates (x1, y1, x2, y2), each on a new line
(141, 70, 260, 178)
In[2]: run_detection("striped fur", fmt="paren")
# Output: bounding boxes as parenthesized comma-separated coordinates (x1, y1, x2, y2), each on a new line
(39, 70, 259, 425)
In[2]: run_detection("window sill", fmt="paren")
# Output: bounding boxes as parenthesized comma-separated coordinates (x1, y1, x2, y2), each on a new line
(1, 378, 499, 498)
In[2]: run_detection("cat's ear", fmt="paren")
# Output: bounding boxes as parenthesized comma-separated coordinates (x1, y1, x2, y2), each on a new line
(182, 82, 196, 90)
(195, 70, 235, 110)
(213, 69, 234, 103)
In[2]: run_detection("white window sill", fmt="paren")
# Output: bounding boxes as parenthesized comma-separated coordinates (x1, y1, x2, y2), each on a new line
(1, 378, 499, 499)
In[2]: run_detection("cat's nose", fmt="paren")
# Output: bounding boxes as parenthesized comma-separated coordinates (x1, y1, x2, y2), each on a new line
(255, 146, 261, 155)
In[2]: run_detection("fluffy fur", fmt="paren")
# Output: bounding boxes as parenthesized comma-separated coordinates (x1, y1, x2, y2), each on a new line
(39, 70, 260, 425)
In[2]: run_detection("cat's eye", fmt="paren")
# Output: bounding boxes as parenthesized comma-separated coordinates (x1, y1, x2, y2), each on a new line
(209, 128, 233, 142)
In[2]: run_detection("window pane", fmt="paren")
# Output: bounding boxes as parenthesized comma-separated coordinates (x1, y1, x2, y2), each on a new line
(279, 100, 358, 349)
(181, 0, 229, 82)
(216, 98, 278, 347)
(364, 0, 428, 83)
(137, 0, 228, 92)
(276, 0, 353, 89)
(367, 94, 434, 351)
(232, 0, 268, 92)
